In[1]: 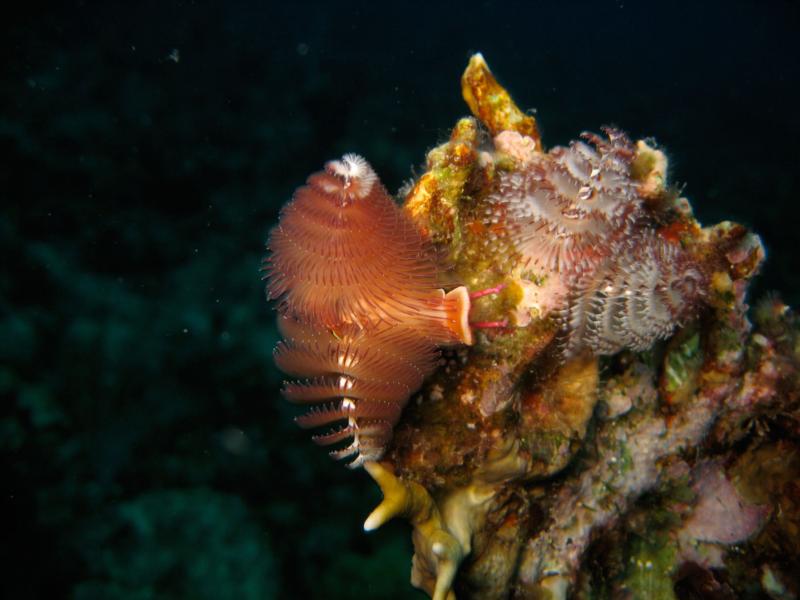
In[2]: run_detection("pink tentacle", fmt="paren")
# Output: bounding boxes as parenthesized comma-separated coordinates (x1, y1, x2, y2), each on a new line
(469, 283, 507, 300)
(470, 319, 509, 329)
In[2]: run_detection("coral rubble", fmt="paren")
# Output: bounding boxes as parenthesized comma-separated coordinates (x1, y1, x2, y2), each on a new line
(268, 53, 800, 599)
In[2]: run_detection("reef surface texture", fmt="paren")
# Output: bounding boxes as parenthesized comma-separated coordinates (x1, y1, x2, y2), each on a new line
(270, 55, 800, 599)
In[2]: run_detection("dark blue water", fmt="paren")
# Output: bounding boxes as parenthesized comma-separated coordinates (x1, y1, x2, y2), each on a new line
(2, 1, 798, 598)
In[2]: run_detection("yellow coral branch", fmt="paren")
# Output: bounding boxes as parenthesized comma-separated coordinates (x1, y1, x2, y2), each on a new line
(461, 53, 541, 148)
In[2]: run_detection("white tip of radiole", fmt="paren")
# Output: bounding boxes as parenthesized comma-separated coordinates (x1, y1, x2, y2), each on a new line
(326, 153, 377, 199)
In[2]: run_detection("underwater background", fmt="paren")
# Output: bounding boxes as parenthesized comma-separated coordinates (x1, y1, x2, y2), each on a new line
(3, 1, 799, 598)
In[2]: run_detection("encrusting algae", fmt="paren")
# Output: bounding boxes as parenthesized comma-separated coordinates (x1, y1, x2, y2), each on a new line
(264, 53, 800, 599)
